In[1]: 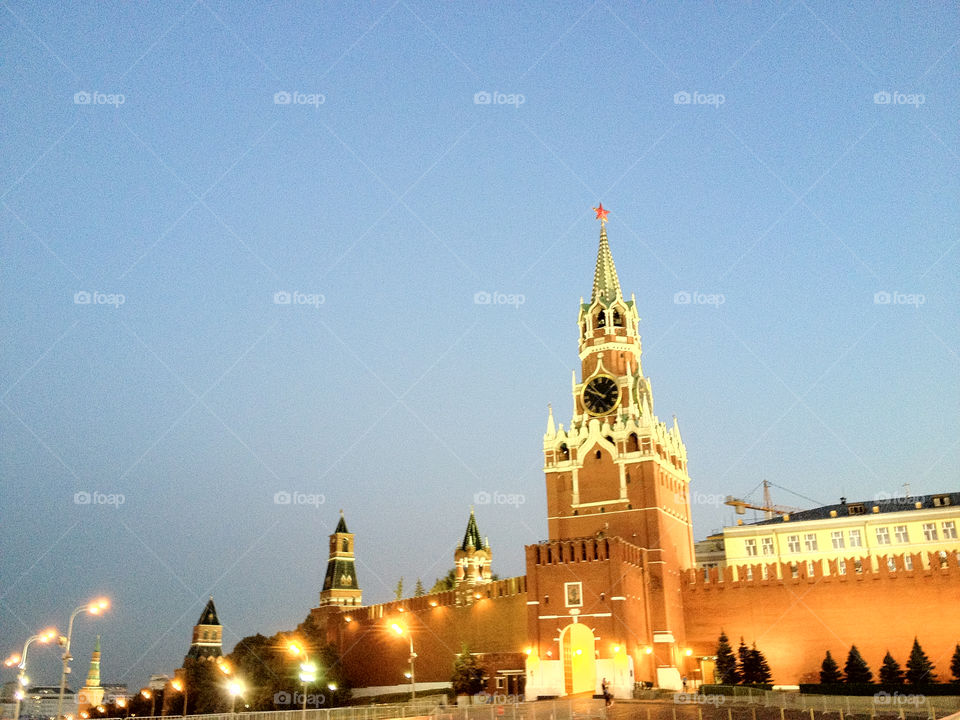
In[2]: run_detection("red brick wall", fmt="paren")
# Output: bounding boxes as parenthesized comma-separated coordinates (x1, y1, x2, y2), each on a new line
(682, 553, 960, 684)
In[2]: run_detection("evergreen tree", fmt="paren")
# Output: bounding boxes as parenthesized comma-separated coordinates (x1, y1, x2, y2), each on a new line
(715, 631, 740, 685)
(745, 644, 772, 685)
(451, 646, 485, 696)
(844, 645, 873, 684)
(737, 637, 751, 683)
(414, 578, 425, 597)
(879, 651, 904, 686)
(905, 638, 937, 685)
(950, 643, 960, 684)
(394, 578, 404, 600)
(820, 651, 843, 684)
(430, 568, 457, 592)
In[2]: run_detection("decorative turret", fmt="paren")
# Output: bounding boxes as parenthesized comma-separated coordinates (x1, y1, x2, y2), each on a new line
(454, 508, 492, 603)
(77, 636, 105, 711)
(184, 597, 223, 663)
(319, 510, 362, 607)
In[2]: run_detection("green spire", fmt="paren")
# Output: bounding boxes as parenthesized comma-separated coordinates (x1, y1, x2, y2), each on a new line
(85, 636, 102, 687)
(591, 223, 622, 305)
(335, 509, 349, 534)
(461, 507, 483, 551)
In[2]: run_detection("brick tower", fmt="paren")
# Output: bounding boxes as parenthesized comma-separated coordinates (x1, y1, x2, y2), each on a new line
(77, 635, 104, 712)
(319, 511, 362, 607)
(527, 205, 695, 697)
(184, 598, 223, 662)
(454, 507, 492, 604)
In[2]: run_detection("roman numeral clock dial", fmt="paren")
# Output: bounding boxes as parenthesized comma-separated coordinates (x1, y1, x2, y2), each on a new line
(581, 375, 620, 416)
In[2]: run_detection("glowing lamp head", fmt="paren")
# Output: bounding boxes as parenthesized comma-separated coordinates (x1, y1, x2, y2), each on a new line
(613, 645, 621, 653)
(227, 681, 244, 696)
(684, 648, 693, 657)
(39, 629, 58, 642)
(344, 617, 352, 623)
(117, 699, 127, 708)
(327, 683, 337, 691)
(391, 623, 404, 636)
(141, 691, 152, 699)
(5, 654, 21, 667)
(287, 642, 303, 656)
(171, 680, 184, 693)
(644, 646, 653, 655)
(97, 706, 106, 713)
(14, 690, 25, 701)
(575, 649, 582, 656)
(80, 711, 89, 718)
(525, 648, 532, 656)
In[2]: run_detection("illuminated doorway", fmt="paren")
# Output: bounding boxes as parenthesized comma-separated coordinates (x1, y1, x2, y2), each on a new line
(560, 623, 596, 695)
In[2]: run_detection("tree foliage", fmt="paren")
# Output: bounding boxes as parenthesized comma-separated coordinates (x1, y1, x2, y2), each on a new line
(742, 644, 772, 685)
(879, 651, 904, 686)
(431, 568, 457, 592)
(414, 579, 425, 597)
(715, 631, 740, 685)
(451, 646, 485, 696)
(820, 651, 842, 684)
(950, 643, 960, 684)
(906, 638, 937, 685)
(844, 645, 873, 684)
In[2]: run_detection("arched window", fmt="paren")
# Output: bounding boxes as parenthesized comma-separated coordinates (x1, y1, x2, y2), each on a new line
(342, 539, 349, 552)
(627, 433, 639, 452)
(612, 309, 623, 326)
(559, 443, 570, 461)
(596, 311, 606, 328)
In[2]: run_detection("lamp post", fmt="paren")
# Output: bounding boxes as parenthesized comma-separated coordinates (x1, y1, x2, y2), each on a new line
(226, 681, 244, 715)
(391, 624, 416, 700)
(170, 680, 187, 718)
(141, 690, 156, 718)
(13, 629, 58, 720)
(58, 598, 110, 720)
(288, 643, 317, 720)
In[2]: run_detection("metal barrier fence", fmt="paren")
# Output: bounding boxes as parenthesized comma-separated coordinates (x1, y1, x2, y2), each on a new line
(124, 699, 607, 720)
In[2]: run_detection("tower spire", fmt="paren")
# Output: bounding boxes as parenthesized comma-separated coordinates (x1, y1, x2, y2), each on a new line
(591, 203, 621, 304)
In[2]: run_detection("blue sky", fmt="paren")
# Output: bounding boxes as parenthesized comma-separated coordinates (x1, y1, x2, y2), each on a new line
(2, 0, 958, 693)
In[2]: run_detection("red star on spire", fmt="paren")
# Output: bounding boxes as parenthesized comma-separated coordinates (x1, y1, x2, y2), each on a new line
(593, 203, 609, 224)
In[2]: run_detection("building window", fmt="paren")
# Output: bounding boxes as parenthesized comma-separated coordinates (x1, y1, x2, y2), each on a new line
(787, 535, 800, 553)
(876, 527, 891, 545)
(942, 521, 957, 540)
(838, 559, 846, 575)
(804, 533, 818, 552)
(932, 495, 952, 507)
(745, 539, 758, 557)
(849, 529, 863, 547)
(564, 582, 582, 608)
(904, 555, 914, 571)
(831, 531, 845, 550)
(761, 565, 769, 579)
(894, 525, 909, 543)
(887, 557, 897, 572)
(496, 677, 505, 690)
(848, 503, 865, 515)
(923, 523, 938, 541)
(761, 537, 774, 556)
(806, 560, 816, 576)
(790, 562, 799, 579)
(745, 566, 754, 580)
(854, 559, 863, 574)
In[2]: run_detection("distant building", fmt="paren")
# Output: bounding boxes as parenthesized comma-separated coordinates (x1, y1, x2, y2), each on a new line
(147, 675, 170, 692)
(721, 492, 960, 578)
(693, 533, 725, 572)
(319, 512, 362, 607)
(99, 685, 128, 705)
(77, 636, 104, 713)
(183, 598, 222, 663)
(15, 686, 76, 720)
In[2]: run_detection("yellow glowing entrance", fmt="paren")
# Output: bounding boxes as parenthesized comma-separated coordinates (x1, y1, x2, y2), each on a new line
(560, 623, 596, 695)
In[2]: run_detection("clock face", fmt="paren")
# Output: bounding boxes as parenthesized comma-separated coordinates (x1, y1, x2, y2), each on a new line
(582, 375, 620, 416)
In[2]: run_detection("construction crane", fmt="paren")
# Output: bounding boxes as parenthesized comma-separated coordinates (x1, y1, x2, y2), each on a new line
(724, 480, 797, 520)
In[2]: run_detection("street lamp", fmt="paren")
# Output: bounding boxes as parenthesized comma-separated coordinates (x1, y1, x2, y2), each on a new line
(13, 628, 58, 720)
(288, 643, 316, 720)
(140, 690, 156, 718)
(226, 681, 244, 715)
(58, 598, 110, 720)
(170, 680, 187, 718)
(391, 623, 416, 700)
